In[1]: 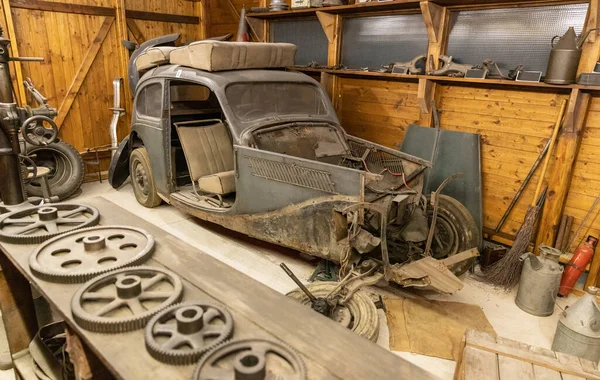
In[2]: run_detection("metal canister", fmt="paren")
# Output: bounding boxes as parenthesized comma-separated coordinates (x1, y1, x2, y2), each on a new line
(552, 286, 600, 362)
(545, 27, 596, 85)
(515, 245, 563, 316)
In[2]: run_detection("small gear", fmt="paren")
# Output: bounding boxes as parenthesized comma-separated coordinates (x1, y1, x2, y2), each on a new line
(71, 266, 183, 333)
(0, 203, 100, 244)
(29, 225, 155, 283)
(145, 301, 233, 365)
(192, 339, 306, 380)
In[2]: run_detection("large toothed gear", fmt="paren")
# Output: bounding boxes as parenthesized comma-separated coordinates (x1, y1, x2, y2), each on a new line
(29, 225, 155, 283)
(192, 339, 306, 380)
(0, 203, 100, 244)
(145, 301, 234, 365)
(71, 266, 183, 333)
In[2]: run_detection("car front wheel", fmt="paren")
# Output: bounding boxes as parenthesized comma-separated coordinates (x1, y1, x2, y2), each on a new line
(130, 147, 161, 208)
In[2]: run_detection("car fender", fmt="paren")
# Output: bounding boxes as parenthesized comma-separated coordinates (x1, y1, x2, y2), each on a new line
(108, 135, 131, 189)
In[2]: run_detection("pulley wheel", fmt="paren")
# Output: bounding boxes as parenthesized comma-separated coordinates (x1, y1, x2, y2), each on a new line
(145, 302, 234, 365)
(0, 204, 100, 244)
(71, 266, 183, 333)
(286, 282, 379, 342)
(29, 225, 155, 283)
(192, 339, 306, 380)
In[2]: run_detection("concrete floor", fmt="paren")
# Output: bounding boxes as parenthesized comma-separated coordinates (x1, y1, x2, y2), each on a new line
(0, 181, 585, 379)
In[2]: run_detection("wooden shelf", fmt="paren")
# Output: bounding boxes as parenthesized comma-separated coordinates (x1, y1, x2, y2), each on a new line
(247, 0, 579, 19)
(290, 67, 600, 91)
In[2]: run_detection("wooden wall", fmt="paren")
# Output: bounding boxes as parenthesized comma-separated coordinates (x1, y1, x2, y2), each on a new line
(0, 0, 204, 178)
(205, 0, 261, 39)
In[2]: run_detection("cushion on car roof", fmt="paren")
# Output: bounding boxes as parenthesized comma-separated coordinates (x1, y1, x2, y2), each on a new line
(169, 41, 297, 71)
(136, 47, 177, 71)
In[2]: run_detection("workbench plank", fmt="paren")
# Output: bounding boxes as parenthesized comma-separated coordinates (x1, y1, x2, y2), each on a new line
(0, 197, 434, 380)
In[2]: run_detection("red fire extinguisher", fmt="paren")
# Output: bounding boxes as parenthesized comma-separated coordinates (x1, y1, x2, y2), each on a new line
(559, 235, 599, 296)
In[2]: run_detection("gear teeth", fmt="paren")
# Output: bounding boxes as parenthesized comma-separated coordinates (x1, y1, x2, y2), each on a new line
(192, 338, 307, 380)
(71, 266, 183, 334)
(0, 203, 100, 244)
(145, 301, 234, 366)
(29, 225, 155, 284)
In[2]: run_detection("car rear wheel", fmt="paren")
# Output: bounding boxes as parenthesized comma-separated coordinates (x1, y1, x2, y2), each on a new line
(427, 194, 480, 276)
(130, 147, 161, 208)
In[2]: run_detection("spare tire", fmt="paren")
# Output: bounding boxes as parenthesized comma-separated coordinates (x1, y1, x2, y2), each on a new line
(25, 141, 84, 200)
(427, 194, 480, 276)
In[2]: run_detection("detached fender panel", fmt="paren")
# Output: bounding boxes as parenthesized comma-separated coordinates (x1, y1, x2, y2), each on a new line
(108, 135, 131, 189)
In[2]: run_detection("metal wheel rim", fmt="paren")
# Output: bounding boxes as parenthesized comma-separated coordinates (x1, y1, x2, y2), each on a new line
(192, 339, 306, 380)
(29, 225, 155, 283)
(428, 212, 459, 259)
(71, 266, 184, 333)
(132, 159, 150, 197)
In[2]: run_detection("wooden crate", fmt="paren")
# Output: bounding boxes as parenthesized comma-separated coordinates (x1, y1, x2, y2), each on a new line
(454, 329, 600, 380)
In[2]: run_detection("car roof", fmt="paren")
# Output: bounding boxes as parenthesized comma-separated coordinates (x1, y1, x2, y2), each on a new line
(138, 65, 317, 88)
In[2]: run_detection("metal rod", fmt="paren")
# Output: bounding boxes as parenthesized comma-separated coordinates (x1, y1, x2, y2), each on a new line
(494, 137, 552, 233)
(280, 263, 316, 302)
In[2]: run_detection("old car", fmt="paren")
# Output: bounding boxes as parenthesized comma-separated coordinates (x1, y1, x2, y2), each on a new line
(109, 37, 480, 299)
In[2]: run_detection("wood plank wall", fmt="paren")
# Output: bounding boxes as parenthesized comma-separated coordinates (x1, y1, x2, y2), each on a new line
(205, 0, 261, 39)
(0, 0, 204, 179)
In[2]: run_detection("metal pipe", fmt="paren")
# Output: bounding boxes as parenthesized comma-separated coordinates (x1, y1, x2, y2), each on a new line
(280, 263, 317, 302)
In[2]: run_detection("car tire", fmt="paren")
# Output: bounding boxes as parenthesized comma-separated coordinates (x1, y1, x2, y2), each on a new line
(286, 282, 379, 342)
(130, 147, 162, 208)
(427, 194, 480, 276)
(25, 141, 84, 200)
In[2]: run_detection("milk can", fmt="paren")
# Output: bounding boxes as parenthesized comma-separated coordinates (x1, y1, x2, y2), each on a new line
(515, 245, 563, 316)
(552, 286, 600, 362)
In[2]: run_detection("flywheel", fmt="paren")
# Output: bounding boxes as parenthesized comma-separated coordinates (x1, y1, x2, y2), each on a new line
(29, 225, 155, 283)
(145, 302, 234, 365)
(192, 339, 306, 380)
(286, 282, 379, 342)
(71, 266, 183, 333)
(0, 203, 99, 244)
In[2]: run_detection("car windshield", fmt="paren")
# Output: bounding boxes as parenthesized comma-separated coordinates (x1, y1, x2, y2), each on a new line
(225, 82, 329, 122)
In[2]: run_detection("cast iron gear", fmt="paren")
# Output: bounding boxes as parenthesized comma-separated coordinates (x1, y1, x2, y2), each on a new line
(192, 339, 306, 380)
(29, 225, 155, 283)
(0, 203, 100, 244)
(145, 301, 234, 365)
(71, 266, 183, 333)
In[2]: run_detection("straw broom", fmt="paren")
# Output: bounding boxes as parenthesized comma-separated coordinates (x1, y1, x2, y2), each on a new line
(480, 99, 567, 289)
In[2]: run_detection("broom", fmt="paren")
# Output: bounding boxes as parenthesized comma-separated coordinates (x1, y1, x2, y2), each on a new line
(480, 99, 568, 289)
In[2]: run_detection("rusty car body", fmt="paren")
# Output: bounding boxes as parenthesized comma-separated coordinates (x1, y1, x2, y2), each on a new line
(109, 39, 480, 294)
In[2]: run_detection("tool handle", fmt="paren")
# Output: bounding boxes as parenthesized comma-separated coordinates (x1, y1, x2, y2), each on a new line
(280, 263, 317, 302)
(532, 99, 568, 206)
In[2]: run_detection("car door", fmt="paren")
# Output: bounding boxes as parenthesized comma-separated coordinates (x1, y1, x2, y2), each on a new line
(131, 80, 172, 195)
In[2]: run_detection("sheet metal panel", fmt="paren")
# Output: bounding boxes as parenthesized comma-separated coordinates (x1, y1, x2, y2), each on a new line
(270, 19, 329, 66)
(341, 14, 429, 70)
(400, 125, 483, 247)
(446, 3, 588, 73)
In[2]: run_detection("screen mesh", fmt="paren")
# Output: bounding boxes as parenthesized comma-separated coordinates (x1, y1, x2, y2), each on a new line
(341, 14, 429, 70)
(270, 19, 329, 66)
(446, 3, 589, 74)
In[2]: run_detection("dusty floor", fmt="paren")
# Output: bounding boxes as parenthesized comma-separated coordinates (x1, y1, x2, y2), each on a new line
(0, 181, 584, 379)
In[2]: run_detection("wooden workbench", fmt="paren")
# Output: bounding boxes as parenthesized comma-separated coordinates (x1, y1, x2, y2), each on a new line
(0, 197, 435, 379)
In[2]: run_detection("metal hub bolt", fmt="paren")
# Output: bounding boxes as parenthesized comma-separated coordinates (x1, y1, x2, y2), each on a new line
(116, 275, 142, 299)
(83, 235, 106, 251)
(234, 352, 266, 380)
(37, 207, 58, 221)
(175, 306, 204, 334)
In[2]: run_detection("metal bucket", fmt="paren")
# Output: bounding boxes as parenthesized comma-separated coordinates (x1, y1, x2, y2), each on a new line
(515, 245, 563, 316)
(552, 286, 600, 362)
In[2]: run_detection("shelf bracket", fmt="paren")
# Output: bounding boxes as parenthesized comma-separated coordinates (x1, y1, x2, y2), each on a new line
(317, 11, 337, 43)
(420, 1, 445, 44)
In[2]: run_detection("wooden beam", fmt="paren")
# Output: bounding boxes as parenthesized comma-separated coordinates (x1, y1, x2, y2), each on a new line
(420, 1, 445, 43)
(1, 0, 27, 106)
(55, 16, 114, 129)
(578, 0, 600, 74)
(246, 17, 266, 42)
(125, 10, 199, 25)
(126, 19, 146, 44)
(536, 89, 590, 249)
(115, 0, 132, 130)
(9, 0, 115, 17)
(316, 11, 337, 43)
(419, 1, 449, 125)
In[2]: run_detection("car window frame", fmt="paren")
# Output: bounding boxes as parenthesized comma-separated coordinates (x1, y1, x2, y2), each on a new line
(135, 82, 164, 121)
